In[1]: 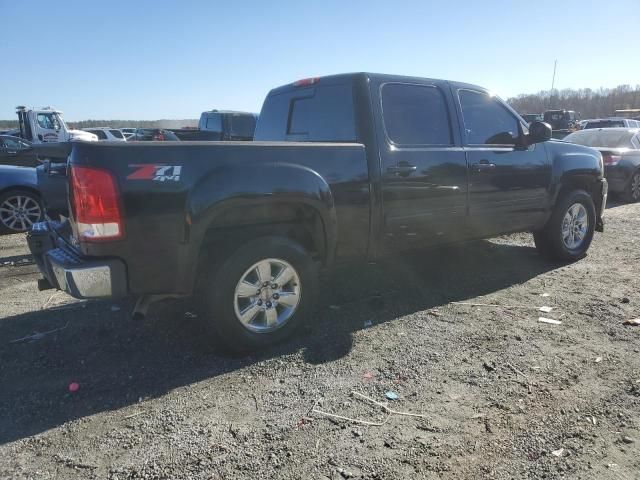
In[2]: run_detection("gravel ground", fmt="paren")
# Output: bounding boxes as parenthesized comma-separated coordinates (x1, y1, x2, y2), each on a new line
(1, 202, 639, 479)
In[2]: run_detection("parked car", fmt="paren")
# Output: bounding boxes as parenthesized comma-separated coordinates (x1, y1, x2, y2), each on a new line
(119, 128, 137, 140)
(127, 128, 180, 141)
(83, 127, 127, 141)
(0, 166, 45, 233)
(0, 135, 40, 167)
(564, 128, 640, 202)
(582, 118, 640, 129)
(170, 110, 258, 141)
(521, 113, 543, 124)
(28, 73, 607, 353)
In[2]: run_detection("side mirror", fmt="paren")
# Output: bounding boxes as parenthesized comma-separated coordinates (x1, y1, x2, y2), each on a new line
(528, 121, 552, 144)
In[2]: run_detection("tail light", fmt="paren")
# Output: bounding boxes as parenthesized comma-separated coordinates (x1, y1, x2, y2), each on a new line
(153, 132, 165, 141)
(602, 154, 621, 166)
(70, 166, 124, 242)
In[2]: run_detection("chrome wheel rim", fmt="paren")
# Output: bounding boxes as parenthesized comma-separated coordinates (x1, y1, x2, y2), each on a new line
(233, 258, 301, 333)
(561, 203, 588, 250)
(0, 195, 42, 232)
(631, 173, 640, 201)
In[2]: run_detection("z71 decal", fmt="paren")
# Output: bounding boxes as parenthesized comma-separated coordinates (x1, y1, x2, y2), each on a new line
(127, 164, 182, 182)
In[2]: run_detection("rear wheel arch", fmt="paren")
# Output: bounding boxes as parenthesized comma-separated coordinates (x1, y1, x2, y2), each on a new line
(194, 200, 334, 281)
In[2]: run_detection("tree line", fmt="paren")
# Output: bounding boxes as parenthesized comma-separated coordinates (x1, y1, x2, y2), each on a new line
(507, 84, 640, 118)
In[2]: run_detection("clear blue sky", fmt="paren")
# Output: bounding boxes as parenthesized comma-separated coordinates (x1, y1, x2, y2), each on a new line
(1, 0, 638, 120)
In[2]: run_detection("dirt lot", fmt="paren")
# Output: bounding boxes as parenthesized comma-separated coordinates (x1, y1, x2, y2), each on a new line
(1, 202, 639, 480)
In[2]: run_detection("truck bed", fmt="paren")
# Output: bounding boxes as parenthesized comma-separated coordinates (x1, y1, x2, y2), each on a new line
(67, 140, 370, 295)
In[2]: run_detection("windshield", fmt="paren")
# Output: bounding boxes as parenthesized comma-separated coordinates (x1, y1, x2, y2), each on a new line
(564, 129, 636, 148)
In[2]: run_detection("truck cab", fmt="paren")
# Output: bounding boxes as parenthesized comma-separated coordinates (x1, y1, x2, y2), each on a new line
(16, 106, 98, 144)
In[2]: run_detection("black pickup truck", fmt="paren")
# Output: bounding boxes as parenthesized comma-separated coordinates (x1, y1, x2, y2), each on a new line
(28, 73, 607, 353)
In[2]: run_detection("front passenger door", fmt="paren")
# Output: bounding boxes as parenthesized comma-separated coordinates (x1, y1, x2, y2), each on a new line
(456, 89, 551, 238)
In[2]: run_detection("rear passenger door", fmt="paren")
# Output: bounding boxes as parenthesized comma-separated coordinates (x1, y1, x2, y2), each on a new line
(454, 88, 550, 237)
(374, 80, 468, 250)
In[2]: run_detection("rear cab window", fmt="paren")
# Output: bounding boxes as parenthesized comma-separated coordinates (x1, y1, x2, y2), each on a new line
(254, 79, 356, 142)
(380, 83, 452, 146)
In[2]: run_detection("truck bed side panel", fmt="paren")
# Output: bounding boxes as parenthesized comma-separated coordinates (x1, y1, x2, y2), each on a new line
(69, 141, 369, 295)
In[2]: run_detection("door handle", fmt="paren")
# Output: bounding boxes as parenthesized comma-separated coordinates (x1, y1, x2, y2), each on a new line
(472, 160, 496, 172)
(387, 164, 417, 176)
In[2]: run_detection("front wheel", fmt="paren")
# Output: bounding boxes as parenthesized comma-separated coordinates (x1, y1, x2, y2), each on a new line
(0, 189, 44, 234)
(533, 190, 596, 262)
(198, 236, 318, 354)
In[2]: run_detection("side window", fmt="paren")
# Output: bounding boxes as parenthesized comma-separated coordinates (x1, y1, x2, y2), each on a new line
(633, 135, 640, 149)
(229, 114, 256, 137)
(2, 137, 21, 150)
(205, 114, 222, 133)
(459, 90, 519, 145)
(36, 113, 60, 130)
(89, 130, 107, 140)
(109, 129, 124, 139)
(381, 83, 452, 146)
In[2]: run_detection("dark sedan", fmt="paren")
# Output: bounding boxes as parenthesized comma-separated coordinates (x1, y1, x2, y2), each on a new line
(564, 128, 640, 202)
(0, 135, 40, 167)
(127, 128, 180, 142)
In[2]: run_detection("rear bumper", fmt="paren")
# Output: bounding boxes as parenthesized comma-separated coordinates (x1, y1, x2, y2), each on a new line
(27, 222, 127, 299)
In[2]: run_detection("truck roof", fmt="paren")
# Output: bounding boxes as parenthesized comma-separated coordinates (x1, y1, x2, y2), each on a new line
(267, 72, 490, 96)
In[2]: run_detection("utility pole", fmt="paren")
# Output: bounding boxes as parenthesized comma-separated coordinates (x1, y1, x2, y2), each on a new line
(551, 59, 557, 92)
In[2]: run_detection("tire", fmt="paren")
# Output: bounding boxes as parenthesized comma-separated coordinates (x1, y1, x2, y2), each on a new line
(533, 189, 596, 262)
(0, 189, 44, 234)
(622, 170, 640, 203)
(198, 236, 318, 354)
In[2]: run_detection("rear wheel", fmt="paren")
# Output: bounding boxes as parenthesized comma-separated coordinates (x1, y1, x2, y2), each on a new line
(623, 171, 640, 203)
(533, 190, 596, 261)
(0, 190, 43, 234)
(198, 236, 318, 354)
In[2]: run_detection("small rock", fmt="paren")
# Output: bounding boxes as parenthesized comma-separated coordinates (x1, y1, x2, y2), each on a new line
(622, 436, 635, 444)
(352, 430, 362, 438)
(595, 357, 603, 363)
(551, 448, 564, 457)
(621, 297, 630, 304)
(483, 361, 496, 372)
(514, 335, 523, 341)
(337, 467, 354, 478)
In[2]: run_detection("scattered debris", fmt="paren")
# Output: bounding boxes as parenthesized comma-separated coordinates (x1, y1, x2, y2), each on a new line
(595, 357, 603, 363)
(328, 305, 341, 310)
(123, 411, 144, 420)
(362, 372, 374, 380)
(540, 293, 550, 297)
(623, 318, 640, 327)
(622, 436, 635, 444)
(110, 305, 121, 312)
(539, 306, 554, 313)
(10, 322, 69, 344)
(551, 448, 564, 457)
(363, 319, 373, 328)
(538, 317, 562, 325)
(184, 311, 198, 319)
(385, 391, 399, 401)
(311, 391, 427, 426)
(68, 382, 80, 393)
